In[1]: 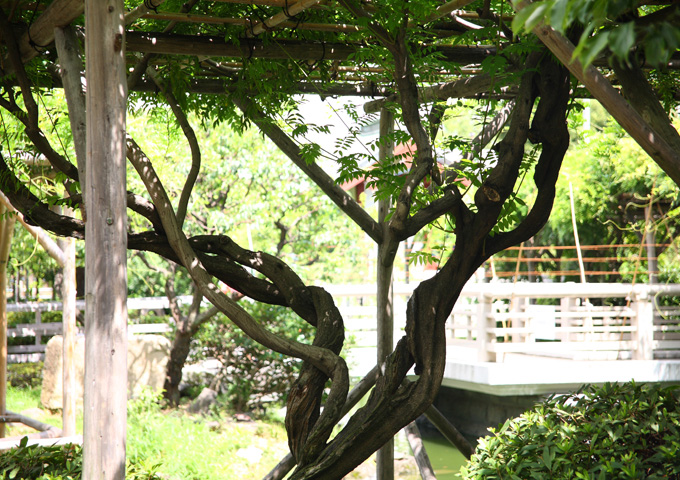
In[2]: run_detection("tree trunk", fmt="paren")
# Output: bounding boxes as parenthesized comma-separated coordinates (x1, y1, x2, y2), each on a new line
(83, 0, 128, 478)
(163, 328, 193, 405)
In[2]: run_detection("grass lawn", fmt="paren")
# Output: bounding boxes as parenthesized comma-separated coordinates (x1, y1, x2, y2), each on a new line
(4, 387, 455, 479)
(6, 387, 290, 480)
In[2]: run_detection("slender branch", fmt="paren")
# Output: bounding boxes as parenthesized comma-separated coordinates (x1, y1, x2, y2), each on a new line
(387, 35, 437, 234)
(231, 96, 383, 244)
(183, 286, 205, 331)
(0, 190, 66, 267)
(165, 272, 183, 325)
(0, 11, 38, 122)
(190, 304, 220, 333)
(130, 231, 291, 306)
(190, 234, 318, 326)
(472, 54, 538, 219)
(335, 0, 393, 46)
(396, 189, 462, 240)
(145, 67, 200, 228)
(0, 151, 84, 238)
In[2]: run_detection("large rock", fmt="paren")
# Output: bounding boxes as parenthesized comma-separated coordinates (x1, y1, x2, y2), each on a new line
(41, 334, 170, 410)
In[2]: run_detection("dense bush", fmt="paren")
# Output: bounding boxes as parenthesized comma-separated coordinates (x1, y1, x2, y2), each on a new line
(193, 301, 315, 411)
(7, 362, 43, 389)
(461, 382, 680, 479)
(0, 436, 162, 479)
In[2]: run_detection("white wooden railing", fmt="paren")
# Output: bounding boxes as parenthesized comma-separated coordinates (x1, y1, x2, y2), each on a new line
(7, 283, 680, 365)
(324, 282, 680, 366)
(6, 297, 176, 363)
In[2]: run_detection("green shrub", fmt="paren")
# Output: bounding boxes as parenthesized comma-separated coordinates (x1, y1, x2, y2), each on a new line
(0, 436, 162, 479)
(7, 362, 43, 389)
(461, 382, 680, 480)
(193, 302, 315, 412)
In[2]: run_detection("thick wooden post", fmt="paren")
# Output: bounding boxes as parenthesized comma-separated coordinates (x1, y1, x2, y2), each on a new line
(59, 229, 77, 437)
(83, 0, 128, 478)
(376, 107, 395, 480)
(0, 207, 16, 439)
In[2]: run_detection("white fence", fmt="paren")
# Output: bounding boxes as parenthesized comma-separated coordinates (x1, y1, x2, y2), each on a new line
(6, 297, 176, 363)
(7, 283, 680, 366)
(324, 282, 680, 369)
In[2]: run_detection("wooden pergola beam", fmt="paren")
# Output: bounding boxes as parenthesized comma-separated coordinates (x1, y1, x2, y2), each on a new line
(364, 72, 514, 113)
(125, 0, 166, 25)
(140, 12, 362, 33)
(126, 31, 496, 62)
(16, 0, 84, 64)
(248, 0, 323, 36)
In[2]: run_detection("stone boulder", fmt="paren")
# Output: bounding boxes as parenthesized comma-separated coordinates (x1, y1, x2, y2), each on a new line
(41, 334, 170, 410)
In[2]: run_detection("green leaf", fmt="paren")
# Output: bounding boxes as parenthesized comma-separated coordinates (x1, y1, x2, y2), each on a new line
(573, 30, 610, 69)
(608, 22, 635, 63)
(512, 2, 551, 35)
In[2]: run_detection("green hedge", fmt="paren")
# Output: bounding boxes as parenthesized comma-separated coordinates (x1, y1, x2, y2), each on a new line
(0, 437, 162, 479)
(461, 382, 680, 479)
(7, 362, 43, 389)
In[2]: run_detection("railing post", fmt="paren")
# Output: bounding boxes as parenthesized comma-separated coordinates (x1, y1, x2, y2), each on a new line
(34, 310, 42, 347)
(477, 293, 494, 362)
(559, 296, 575, 341)
(632, 288, 654, 360)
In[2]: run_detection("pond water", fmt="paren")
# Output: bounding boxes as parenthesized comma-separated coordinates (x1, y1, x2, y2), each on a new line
(421, 436, 468, 479)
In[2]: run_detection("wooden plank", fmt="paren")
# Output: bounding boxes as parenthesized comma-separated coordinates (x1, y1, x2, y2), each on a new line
(654, 340, 680, 350)
(128, 323, 171, 334)
(487, 341, 634, 353)
(8, 323, 63, 336)
(7, 345, 45, 354)
(7, 353, 44, 363)
(486, 326, 637, 335)
(83, 0, 128, 478)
